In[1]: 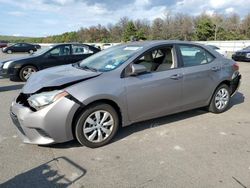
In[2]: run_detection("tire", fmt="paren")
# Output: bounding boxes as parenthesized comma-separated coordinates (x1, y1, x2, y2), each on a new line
(75, 103, 119, 148)
(19, 65, 37, 82)
(29, 49, 34, 54)
(209, 84, 231, 113)
(7, 50, 12, 54)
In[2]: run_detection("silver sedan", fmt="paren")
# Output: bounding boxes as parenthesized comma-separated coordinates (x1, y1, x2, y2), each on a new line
(10, 41, 241, 148)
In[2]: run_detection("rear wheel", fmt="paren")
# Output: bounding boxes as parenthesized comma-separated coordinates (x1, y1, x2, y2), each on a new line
(19, 65, 37, 81)
(75, 103, 119, 148)
(209, 84, 231, 113)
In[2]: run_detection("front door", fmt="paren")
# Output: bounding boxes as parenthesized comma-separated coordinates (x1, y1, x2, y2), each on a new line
(41, 45, 71, 69)
(125, 46, 183, 122)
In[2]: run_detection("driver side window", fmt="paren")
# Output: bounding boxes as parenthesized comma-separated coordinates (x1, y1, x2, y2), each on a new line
(132, 46, 176, 73)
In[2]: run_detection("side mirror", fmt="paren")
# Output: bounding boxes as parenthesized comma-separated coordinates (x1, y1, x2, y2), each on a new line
(129, 64, 147, 76)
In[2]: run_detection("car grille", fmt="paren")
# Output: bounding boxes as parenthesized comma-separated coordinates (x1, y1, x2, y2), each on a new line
(10, 111, 26, 135)
(16, 93, 35, 109)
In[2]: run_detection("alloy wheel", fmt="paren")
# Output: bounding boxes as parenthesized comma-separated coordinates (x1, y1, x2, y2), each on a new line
(83, 110, 114, 143)
(22, 67, 36, 80)
(215, 88, 229, 110)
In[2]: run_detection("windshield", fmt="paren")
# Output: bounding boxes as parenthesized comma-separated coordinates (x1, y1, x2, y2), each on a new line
(33, 46, 53, 55)
(78, 45, 143, 72)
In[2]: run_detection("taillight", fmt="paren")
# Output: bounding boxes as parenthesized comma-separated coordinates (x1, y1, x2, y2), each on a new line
(233, 63, 239, 71)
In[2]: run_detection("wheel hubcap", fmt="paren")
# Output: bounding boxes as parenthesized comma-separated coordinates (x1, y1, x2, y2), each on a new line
(83, 110, 114, 143)
(215, 88, 229, 110)
(23, 68, 36, 80)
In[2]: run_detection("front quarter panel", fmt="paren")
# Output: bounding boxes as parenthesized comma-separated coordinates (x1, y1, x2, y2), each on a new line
(65, 72, 129, 126)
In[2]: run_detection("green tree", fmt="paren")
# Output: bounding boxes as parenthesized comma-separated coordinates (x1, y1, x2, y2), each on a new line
(123, 21, 137, 42)
(195, 16, 214, 41)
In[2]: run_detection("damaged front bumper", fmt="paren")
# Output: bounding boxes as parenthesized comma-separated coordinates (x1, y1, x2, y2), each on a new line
(10, 94, 80, 145)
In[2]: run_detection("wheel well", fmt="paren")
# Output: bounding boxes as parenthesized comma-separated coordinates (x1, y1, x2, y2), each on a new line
(219, 80, 231, 88)
(71, 99, 122, 139)
(17, 64, 38, 80)
(19, 64, 38, 71)
(209, 80, 232, 105)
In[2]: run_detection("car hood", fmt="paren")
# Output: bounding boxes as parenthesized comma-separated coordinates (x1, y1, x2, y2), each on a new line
(22, 64, 102, 94)
(1, 55, 38, 64)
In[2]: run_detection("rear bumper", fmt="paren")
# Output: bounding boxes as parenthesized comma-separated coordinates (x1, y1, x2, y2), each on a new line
(10, 96, 80, 145)
(231, 74, 241, 96)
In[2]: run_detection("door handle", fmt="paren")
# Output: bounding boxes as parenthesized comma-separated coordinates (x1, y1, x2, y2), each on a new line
(211, 66, 221, 71)
(170, 74, 183, 80)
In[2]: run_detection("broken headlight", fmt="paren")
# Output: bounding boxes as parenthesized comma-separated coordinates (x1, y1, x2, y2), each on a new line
(27, 90, 68, 110)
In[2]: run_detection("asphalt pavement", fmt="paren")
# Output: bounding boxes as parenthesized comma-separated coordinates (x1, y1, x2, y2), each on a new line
(0, 51, 250, 187)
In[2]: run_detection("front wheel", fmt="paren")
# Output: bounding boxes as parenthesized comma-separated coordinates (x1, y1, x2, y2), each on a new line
(29, 49, 34, 54)
(209, 84, 231, 113)
(7, 50, 12, 54)
(19, 65, 37, 81)
(75, 103, 119, 148)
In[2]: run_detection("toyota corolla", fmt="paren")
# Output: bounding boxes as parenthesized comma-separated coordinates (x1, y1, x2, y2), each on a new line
(10, 41, 241, 148)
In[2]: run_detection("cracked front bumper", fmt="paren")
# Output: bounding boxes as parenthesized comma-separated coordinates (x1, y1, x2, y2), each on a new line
(10, 96, 80, 145)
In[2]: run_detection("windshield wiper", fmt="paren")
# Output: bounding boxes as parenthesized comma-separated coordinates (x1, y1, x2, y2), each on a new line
(72, 62, 98, 72)
(81, 65, 98, 72)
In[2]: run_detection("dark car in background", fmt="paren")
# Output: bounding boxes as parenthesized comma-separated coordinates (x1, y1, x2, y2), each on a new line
(0, 40, 8, 48)
(0, 43, 100, 81)
(232, 46, 250, 62)
(2, 43, 38, 54)
(34, 44, 41, 49)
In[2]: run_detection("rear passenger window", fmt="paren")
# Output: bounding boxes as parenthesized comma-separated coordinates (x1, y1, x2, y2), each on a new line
(72, 45, 93, 55)
(179, 45, 215, 67)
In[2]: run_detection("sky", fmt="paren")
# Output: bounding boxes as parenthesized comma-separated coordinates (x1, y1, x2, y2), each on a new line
(0, 0, 249, 37)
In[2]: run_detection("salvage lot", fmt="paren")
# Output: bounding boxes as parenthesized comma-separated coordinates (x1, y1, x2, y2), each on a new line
(0, 51, 250, 187)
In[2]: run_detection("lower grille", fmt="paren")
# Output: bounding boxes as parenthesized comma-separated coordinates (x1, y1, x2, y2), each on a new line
(36, 128, 52, 139)
(10, 111, 25, 135)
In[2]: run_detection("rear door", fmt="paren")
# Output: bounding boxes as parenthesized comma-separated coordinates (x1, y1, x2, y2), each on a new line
(70, 44, 95, 63)
(125, 45, 183, 122)
(21, 43, 30, 52)
(177, 44, 220, 109)
(40, 45, 71, 69)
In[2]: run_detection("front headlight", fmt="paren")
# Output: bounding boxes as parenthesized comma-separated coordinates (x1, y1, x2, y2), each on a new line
(246, 53, 250, 58)
(3, 61, 13, 69)
(27, 90, 68, 110)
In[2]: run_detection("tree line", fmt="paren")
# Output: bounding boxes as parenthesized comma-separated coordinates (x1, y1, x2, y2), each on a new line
(7, 12, 250, 43)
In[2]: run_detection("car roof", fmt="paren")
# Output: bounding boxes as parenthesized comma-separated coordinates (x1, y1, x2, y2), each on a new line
(116, 40, 206, 48)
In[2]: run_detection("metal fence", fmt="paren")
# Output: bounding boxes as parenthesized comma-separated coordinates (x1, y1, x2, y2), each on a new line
(196, 40, 250, 52)
(38, 40, 250, 52)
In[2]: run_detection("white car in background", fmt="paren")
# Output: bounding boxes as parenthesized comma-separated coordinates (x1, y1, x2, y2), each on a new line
(207, 45, 228, 57)
(102, 43, 112, 50)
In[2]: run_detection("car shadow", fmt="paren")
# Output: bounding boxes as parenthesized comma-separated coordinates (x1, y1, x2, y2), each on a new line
(0, 84, 24, 92)
(0, 157, 86, 188)
(228, 92, 245, 109)
(46, 91, 245, 149)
